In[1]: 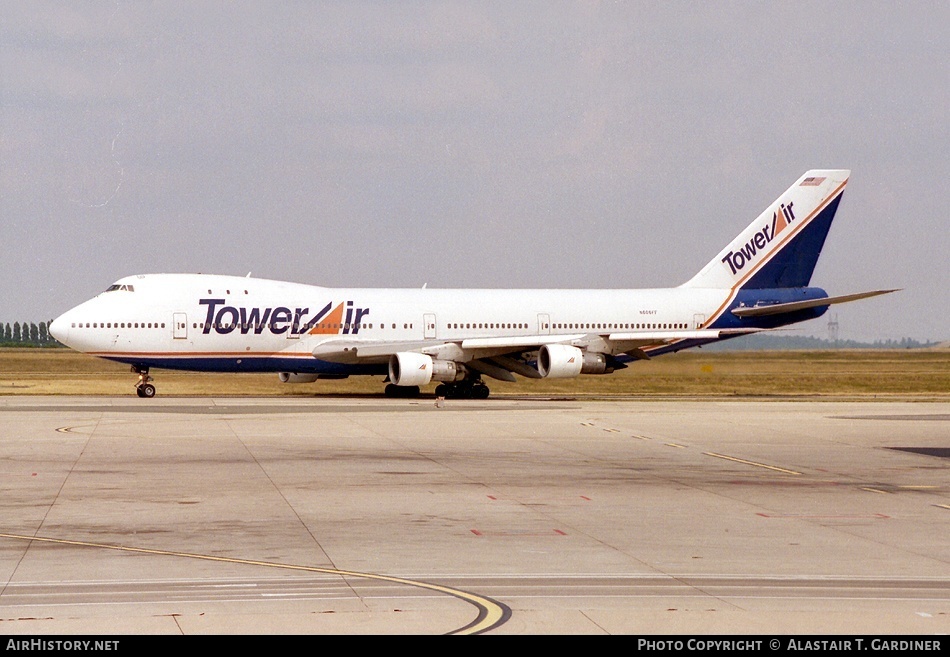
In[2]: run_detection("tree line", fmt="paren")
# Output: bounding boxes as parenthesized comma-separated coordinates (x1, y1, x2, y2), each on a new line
(703, 333, 938, 351)
(0, 321, 60, 347)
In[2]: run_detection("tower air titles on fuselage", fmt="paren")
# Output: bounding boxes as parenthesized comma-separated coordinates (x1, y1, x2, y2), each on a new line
(198, 298, 370, 336)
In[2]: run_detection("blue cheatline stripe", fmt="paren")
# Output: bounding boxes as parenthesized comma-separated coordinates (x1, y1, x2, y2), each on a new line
(100, 354, 387, 376)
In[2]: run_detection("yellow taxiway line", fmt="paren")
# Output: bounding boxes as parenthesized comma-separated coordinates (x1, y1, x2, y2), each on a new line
(0, 532, 510, 635)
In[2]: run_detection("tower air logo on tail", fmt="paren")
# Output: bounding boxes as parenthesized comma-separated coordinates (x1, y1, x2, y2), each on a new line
(720, 200, 796, 276)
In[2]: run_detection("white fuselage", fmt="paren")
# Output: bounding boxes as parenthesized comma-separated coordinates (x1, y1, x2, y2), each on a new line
(50, 273, 733, 374)
(49, 170, 871, 396)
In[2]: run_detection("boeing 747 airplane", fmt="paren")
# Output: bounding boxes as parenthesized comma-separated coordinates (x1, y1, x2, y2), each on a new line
(49, 169, 895, 398)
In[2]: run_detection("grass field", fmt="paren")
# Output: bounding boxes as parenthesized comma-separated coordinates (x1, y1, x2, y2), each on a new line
(0, 347, 947, 399)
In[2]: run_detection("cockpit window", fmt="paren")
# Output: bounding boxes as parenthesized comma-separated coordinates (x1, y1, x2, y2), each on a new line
(104, 284, 135, 292)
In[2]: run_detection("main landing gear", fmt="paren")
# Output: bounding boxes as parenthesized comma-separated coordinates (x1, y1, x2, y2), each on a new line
(382, 379, 491, 400)
(132, 366, 156, 398)
(384, 383, 420, 398)
(435, 380, 490, 400)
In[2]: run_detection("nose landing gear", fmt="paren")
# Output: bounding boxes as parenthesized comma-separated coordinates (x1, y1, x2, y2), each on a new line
(133, 366, 156, 398)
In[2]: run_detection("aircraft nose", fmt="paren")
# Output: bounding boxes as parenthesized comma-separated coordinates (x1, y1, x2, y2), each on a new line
(48, 315, 69, 345)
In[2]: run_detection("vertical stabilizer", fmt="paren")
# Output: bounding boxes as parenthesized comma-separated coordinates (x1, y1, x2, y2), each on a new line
(682, 170, 850, 290)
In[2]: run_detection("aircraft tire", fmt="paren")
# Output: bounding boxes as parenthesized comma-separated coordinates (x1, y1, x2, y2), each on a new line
(385, 384, 420, 398)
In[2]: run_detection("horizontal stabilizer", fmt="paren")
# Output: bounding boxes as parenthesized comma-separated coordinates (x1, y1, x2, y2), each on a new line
(731, 289, 899, 318)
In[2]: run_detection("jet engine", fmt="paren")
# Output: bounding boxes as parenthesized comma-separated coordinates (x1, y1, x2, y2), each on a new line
(389, 352, 433, 386)
(537, 344, 608, 378)
(388, 353, 468, 387)
(277, 372, 321, 383)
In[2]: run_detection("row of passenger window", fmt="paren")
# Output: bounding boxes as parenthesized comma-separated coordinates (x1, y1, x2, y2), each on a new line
(450, 322, 690, 330)
(71, 322, 164, 329)
(552, 322, 691, 330)
(194, 321, 691, 332)
(450, 322, 527, 330)
(195, 322, 414, 330)
(71, 320, 689, 332)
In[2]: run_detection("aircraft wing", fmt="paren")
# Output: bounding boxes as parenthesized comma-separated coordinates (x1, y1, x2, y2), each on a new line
(309, 327, 770, 378)
(310, 335, 589, 365)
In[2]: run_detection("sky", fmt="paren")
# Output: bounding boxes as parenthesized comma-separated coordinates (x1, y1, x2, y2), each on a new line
(1, 1, 947, 342)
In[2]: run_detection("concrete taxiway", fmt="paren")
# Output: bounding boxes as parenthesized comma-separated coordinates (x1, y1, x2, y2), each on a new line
(0, 396, 947, 635)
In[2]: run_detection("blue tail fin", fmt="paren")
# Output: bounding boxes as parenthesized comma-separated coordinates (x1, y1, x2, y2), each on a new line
(682, 170, 850, 290)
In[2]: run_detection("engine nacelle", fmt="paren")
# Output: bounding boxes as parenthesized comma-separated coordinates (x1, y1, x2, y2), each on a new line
(388, 352, 434, 387)
(389, 353, 468, 386)
(430, 359, 468, 382)
(538, 344, 608, 378)
(278, 372, 321, 384)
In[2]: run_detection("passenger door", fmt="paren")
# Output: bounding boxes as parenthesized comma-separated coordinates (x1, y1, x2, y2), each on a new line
(424, 313, 437, 339)
(173, 313, 188, 339)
